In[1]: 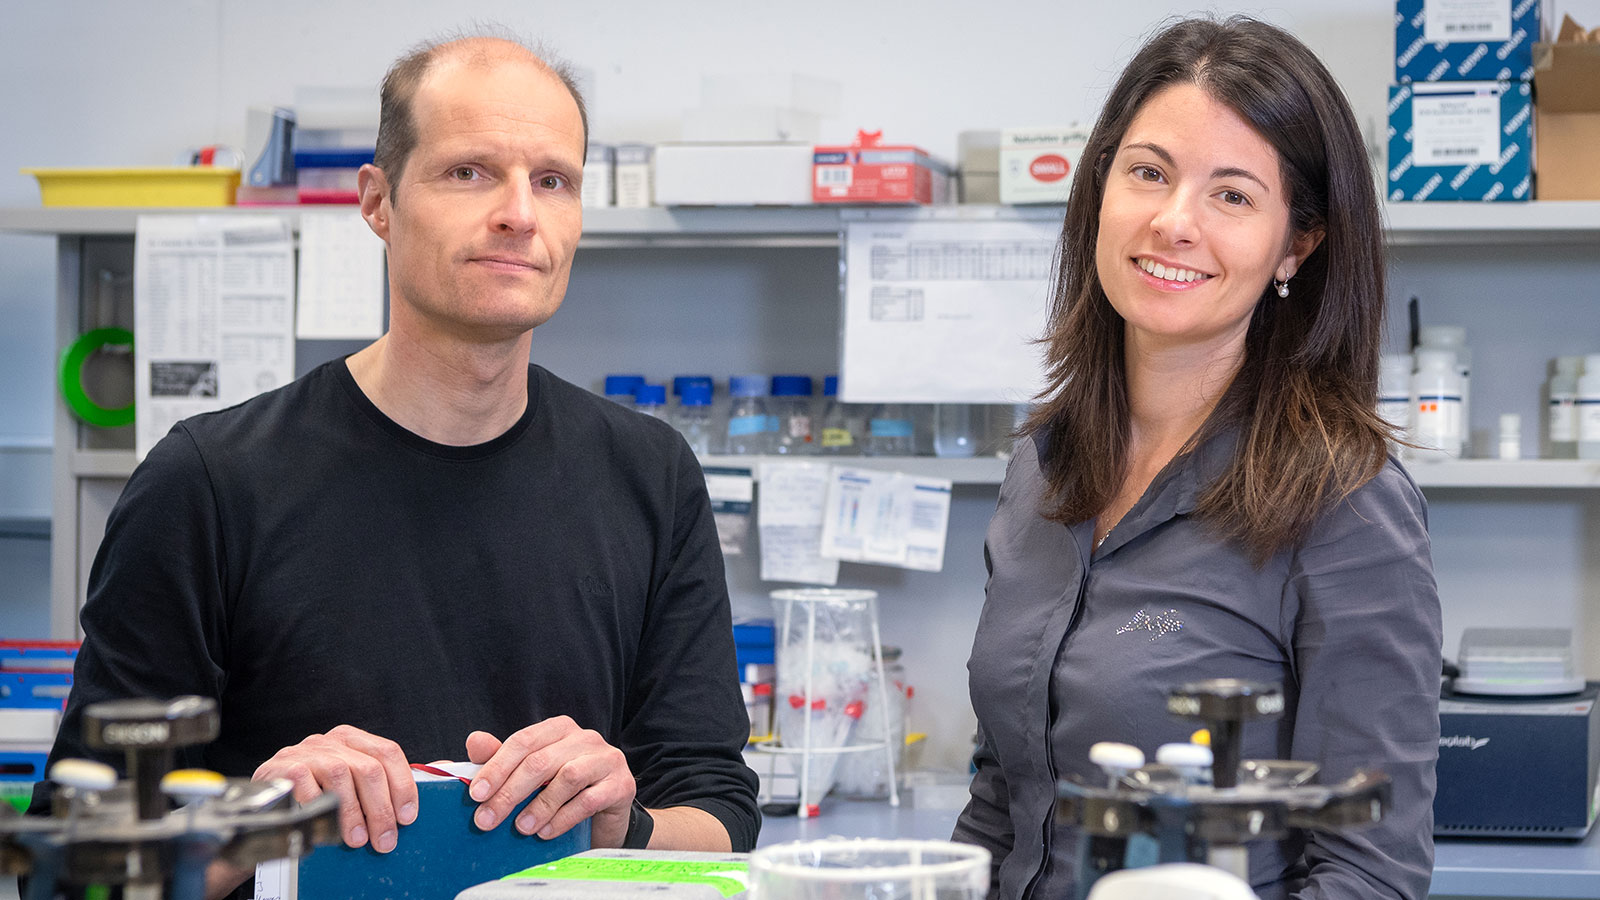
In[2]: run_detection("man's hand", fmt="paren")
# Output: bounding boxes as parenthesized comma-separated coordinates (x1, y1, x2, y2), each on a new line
(465, 717, 635, 847)
(252, 724, 419, 853)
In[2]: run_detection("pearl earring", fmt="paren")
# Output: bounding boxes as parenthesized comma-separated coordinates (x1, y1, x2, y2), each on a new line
(1273, 279, 1290, 299)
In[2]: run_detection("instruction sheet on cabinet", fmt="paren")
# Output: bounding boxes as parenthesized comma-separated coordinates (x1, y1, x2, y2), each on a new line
(840, 214, 1056, 403)
(758, 461, 840, 585)
(133, 215, 296, 460)
(818, 467, 952, 572)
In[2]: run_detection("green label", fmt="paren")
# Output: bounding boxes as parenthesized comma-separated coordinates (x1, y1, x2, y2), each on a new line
(503, 857, 749, 896)
(820, 427, 854, 448)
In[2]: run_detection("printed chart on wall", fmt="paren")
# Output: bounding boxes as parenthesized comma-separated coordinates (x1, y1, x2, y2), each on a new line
(133, 215, 296, 460)
(839, 209, 1058, 403)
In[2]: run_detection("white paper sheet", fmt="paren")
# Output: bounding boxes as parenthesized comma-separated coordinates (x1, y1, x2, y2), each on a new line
(295, 209, 387, 339)
(757, 461, 839, 585)
(134, 215, 296, 460)
(840, 213, 1057, 403)
(704, 465, 756, 557)
(254, 857, 294, 900)
(818, 466, 952, 572)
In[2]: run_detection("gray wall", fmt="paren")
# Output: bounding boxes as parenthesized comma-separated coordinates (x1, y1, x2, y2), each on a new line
(2, 1, 1597, 772)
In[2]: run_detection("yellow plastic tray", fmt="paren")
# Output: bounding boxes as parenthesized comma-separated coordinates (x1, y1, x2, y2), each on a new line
(22, 167, 241, 207)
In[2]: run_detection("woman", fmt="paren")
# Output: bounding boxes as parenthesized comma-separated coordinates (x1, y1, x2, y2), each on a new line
(952, 16, 1440, 900)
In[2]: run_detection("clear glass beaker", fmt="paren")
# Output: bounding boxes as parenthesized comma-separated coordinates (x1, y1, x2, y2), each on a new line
(749, 839, 990, 900)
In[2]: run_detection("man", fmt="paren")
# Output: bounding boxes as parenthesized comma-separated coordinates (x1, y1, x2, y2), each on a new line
(38, 33, 758, 898)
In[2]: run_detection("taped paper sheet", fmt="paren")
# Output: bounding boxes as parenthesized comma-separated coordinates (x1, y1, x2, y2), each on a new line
(818, 466, 952, 572)
(757, 461, 839, 585)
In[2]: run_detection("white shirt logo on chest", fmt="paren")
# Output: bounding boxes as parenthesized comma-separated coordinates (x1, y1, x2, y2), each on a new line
(1116, 608, 1185, 641)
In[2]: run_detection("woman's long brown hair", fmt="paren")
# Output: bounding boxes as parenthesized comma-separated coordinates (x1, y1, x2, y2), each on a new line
(1028, 16, 1393, 563)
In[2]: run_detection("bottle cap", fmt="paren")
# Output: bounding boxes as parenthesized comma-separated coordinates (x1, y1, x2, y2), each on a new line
(729, 375, 767, 397)
(672, 375, 713, 396)
(681, 383, 713, 406)
(1418, 325, 1467, 348)
(604, 374, 645, 397)
(771, 375, 814, 397)
(1414, 348, 1457, 372)
(824, 375, 839, 397)
(635, 383, 667, 406)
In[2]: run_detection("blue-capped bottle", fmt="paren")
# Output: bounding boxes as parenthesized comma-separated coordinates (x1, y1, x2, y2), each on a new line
(818, 376, 863, 456)
(727, 375, 776, 455)
(865, 404, 916, 456)
(603, 374, 645, 405)
(770, 375, 816, 455)
(634, 383, 669, 421)
(674, 382, 716, 456)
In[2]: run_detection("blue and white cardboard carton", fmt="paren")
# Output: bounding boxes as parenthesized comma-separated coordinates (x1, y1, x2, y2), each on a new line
(1395, 0, 1540, 82)
(1387, 80, 1532, 202)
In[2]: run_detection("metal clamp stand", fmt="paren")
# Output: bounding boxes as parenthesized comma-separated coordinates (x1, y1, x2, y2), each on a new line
(1, 696, 338, 900)
(1055, 679, 1390, 900)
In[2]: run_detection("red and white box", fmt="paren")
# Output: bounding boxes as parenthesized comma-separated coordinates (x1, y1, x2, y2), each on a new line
(1000, 127, 1089, 204)
(812, 131, 953, 204)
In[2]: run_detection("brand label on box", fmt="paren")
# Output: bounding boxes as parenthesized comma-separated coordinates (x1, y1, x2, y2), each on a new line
(1423, 0, 1511, 43)
(1412, 89, 1501, 164)
(1000, 128, 1088, 204)
(811, 144, 951, 204)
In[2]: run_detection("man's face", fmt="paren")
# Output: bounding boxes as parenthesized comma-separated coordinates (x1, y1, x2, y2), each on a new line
(364, 53, 585, 345)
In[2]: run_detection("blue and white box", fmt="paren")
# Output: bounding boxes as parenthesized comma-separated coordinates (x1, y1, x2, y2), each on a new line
(1395, 0, 1540, 82)
(1387, 80, 1532, 202)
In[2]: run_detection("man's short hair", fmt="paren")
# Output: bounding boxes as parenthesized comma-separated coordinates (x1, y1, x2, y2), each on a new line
(372, 28, 590, 205)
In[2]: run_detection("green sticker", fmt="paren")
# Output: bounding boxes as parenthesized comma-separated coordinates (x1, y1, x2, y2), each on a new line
(503, 857, 750, 897)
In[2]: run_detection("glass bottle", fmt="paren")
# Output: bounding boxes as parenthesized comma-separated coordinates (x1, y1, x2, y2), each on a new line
(726, 375, 776, 455)
(770, 375, 816, 455)
(864, 404, 916, 456)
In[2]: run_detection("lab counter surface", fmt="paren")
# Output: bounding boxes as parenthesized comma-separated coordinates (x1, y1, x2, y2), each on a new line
(1, 803, 1596, 898)
(756, 799, 1600, 899)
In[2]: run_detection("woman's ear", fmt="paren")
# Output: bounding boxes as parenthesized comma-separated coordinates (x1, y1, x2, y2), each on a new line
(1278, 227, 1325, 282)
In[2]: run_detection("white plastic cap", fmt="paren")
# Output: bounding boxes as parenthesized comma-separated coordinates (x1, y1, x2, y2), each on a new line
(1156, 742, 1215, 769)
(1418, 325, 1467, 349)
(1583, 354, 1600, 375)
(1553, 356, 1583, 376)
(1089, 741, 1146, 772)
(1413, 348, 1457, 372)
(50, 758, 117, 792)
(1499, 413, 1521, 437)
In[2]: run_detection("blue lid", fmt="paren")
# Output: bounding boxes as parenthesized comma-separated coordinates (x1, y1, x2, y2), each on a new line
(729, 375, 767, 398)
(823, 375, 839, 397)
(771, 375, 813, 397)
(604, 374, 645, 396)
(673, 375, 713, 396)
(681, 383, 713, 406)
(635, 383, 667, 406)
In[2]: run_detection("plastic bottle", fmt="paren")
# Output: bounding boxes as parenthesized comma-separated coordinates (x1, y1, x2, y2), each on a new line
(1410, 348, 1463, 462)
(726, 375, 776, 455)
(674, 382, 716, 456)
(1578, 354, 1600, 461)
(1544, 356, 1582, 459)
(634, 383, 668, 421)
(1418, 326, 1471, 456)
(864, 404, 916, 456)
(603, 374, 645, 405)
(818, 376, 863, 456)
(1497, 414, 1522, 460)
(934, 404, 980, 458)
(770, 375, 816, 455)
(1377, 354, 1412, 445)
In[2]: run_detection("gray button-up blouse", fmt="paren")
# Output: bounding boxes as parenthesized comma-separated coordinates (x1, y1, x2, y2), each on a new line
(953, 429, 1442, 900)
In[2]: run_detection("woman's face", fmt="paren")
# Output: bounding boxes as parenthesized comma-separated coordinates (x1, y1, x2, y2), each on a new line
(1095, 82, 1318, 361)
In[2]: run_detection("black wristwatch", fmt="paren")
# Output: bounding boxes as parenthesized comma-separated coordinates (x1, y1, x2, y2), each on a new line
(622, 798, 655, 849)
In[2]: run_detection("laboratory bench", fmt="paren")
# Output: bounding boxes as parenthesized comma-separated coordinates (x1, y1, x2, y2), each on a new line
(757, 798, 1600, 899)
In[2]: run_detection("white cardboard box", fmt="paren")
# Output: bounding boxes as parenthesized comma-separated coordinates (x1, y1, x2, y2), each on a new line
(615, 143, 654, 208)
(654, 143, 815, 206)
(1000, 127, 1089, 204)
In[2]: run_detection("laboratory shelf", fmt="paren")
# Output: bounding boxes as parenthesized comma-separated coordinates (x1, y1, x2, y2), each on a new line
(5, 201, 1600, 246)
(55, 451, 1600, 489)
(699, 454, 1009, 484)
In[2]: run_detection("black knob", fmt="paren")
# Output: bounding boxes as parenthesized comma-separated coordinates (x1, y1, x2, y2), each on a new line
(84, 697, 219, 820)
(1166, 680, 1283, 789)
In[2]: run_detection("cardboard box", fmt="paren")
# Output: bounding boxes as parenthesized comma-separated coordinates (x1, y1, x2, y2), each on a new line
(958, 130, 1000, 204)
(1387, 80, 1532, 201)
(615, 143, 654, 209)
(653, 144, 814, 206)
(1395, 0, 1540, 82)
(999, 127, 1088, 205)
(812, 132, 952, 205)
(1533, 17, 1600, 200)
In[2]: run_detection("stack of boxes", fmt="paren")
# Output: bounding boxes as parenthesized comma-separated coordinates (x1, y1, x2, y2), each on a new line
(1387, 0, 1537, 202)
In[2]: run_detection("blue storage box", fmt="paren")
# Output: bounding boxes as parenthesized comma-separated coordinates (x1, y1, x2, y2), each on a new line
(1387, 80, 1531, 202)
(733, 620, 775, 669)
(1395, 0, 1540, 82)
(267, 773, 589, 899)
